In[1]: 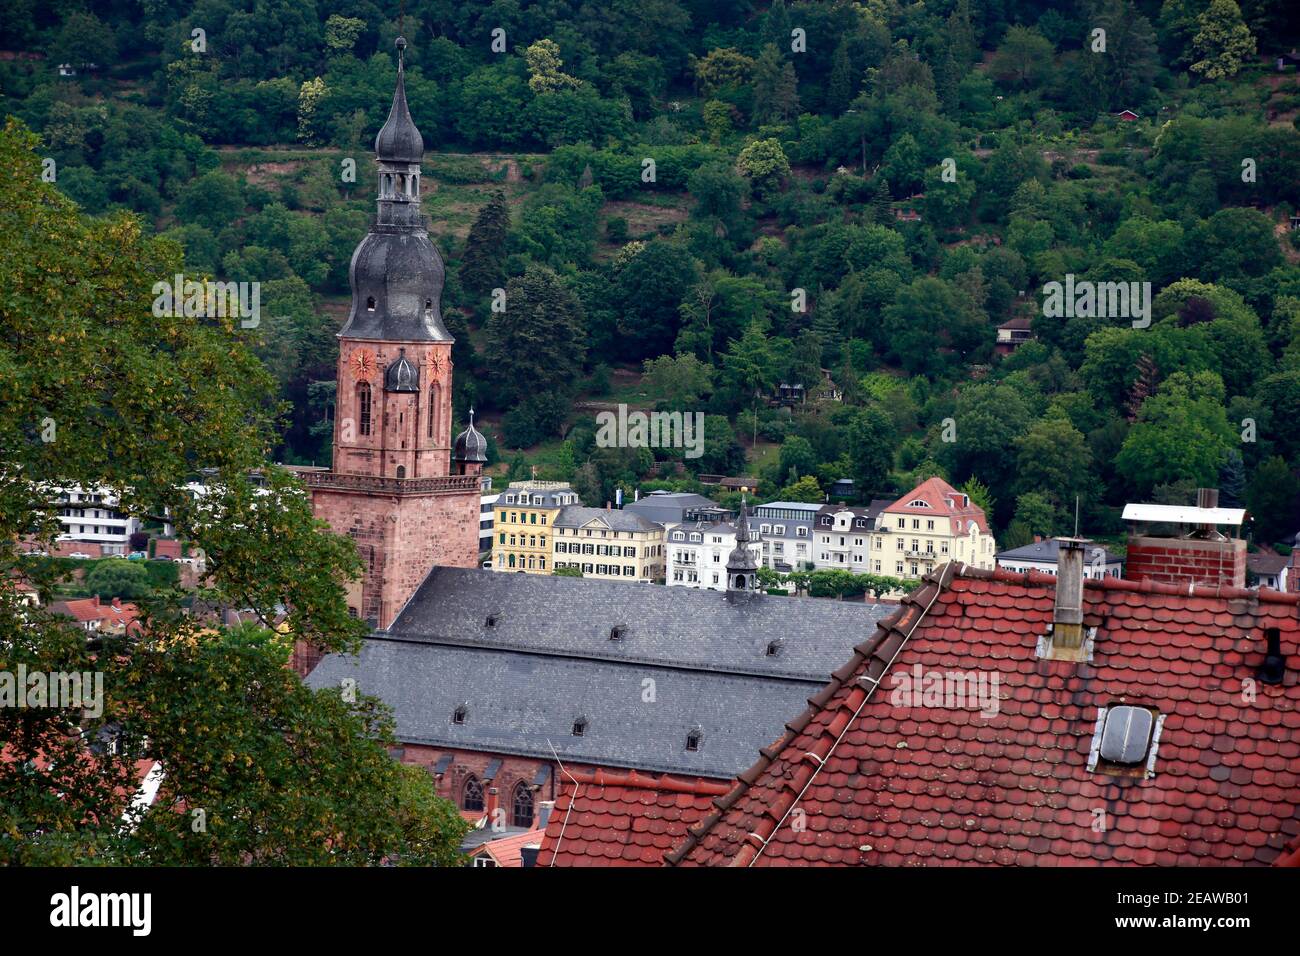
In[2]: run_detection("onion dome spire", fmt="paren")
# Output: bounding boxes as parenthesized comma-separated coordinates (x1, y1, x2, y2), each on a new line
(375, 37, 423, 164)
(454, 407, 489, 464)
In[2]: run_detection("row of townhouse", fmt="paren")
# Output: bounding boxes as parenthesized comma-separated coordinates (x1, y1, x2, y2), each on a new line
(490, 481, 665, 582)
(755, 477, 998, 583)
(491, 477, 998, 589)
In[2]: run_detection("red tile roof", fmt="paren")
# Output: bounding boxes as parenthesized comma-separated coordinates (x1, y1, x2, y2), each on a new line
(668, 563, 1300, 867)
(49, 596, 140, 632)
(885, 476, 990, 534)
(537, 768, 731, 867)
(471, 828, 546, 867)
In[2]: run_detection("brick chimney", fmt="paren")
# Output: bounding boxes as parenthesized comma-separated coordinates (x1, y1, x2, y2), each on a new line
(485, 786, 500, 827)
(1123, 488, 1246, 588)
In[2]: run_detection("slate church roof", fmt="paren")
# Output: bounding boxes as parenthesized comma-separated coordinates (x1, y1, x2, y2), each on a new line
(306, 567, 894, 778)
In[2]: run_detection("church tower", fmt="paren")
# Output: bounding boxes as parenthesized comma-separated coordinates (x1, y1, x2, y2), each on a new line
(305, 38, 482, 631)
(726, 498, 760, 602)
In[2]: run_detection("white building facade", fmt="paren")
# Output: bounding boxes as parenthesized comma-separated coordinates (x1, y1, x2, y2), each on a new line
(666, 520, 763, 590)
(54, 486, 140, 556)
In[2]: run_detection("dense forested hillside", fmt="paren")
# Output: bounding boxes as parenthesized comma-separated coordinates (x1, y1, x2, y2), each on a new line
(5, 0, 1300, 550)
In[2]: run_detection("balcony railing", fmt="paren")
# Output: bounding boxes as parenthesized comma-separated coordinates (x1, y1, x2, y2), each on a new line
(300, 471, 481, 495)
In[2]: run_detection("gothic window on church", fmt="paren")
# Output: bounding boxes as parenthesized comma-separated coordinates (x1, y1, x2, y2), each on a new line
(462, 775, 483, 811)
(512, 783, 534, 828)
(357, 383, 372, 436)
(395, 465, 405, 479)
(428, 384, 440, 439)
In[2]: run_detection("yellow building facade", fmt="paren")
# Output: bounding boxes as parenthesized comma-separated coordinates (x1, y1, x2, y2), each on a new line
(492, 481, 581, 573)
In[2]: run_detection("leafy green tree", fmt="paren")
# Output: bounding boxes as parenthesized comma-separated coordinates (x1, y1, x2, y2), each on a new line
(827, 41, 854, 114)
(753, 44, 800, 125)
(780, 475, 825, 503)
(642, 354, 714, 409)
(777, 435, 817, 486)
(175, 171, 245, 233)
(936, 383, 1032, 498)
(1014, 417, 1095, 516)
(990, 26, 1056, 90)
(845, 406, 897, 496)
(1219, 448, 1247, 508)
(883, 277, 987, 375)
(460, 191, 512, 295)
(53, 11, 116, 69)
(1190, 0, 1256, 79)
(736, 138, 791, 199)
(692, 48, 755, 97)
(613, 241, 698, 360)
(961, 476, 995, 520)
(324, 14, 365, 54)
(1115, 371, 1236, 493)
(485, 265, 587, 408)
(82, 560, 153, 600)
(457, 63, 531, 147)
(524, 38, 582, 93)
(687, 162, 750, 234)
(1247, 456, 1299, 544)
(695, 415, 747, 475)
(1254, 371, 1300, 464)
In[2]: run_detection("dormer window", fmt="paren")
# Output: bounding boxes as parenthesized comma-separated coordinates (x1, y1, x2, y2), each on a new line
(485, 613, 500, 629)
(765, 639, 783, 658)
(609, 624, 626, 642)
(452, 704, 468, 725)
(685, 729, 702, 752)
(366, 296, 376, 311)
(572, 717, 588, 737)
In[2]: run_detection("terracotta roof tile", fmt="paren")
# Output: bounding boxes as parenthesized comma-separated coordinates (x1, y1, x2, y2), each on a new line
(667, 564, 1300, 867)
(536, 769, 730, 867)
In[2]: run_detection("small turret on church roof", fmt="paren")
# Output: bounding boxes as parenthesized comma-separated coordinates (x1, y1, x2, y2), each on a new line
(454, 408, 489, 464)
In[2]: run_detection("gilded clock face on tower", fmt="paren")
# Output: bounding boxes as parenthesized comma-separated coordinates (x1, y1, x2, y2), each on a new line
(350, 349, 376, 379)
(427, 352, 443, 374)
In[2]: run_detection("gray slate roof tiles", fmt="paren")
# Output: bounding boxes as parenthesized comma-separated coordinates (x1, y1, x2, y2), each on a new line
(306, 566, 895, 778)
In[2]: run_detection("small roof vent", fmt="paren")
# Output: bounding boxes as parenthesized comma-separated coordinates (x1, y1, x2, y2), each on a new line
(1259, 626, 1286, 685)
(609, 624, 627, 641)
(485, 612, 500, 629)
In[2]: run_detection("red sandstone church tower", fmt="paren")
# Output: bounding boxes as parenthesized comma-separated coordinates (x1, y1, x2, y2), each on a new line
(305, 37, 486, 630)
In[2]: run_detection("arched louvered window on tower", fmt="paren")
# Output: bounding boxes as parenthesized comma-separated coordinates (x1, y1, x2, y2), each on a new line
(512, 783, 534, 828)
(428, 383, 440, 440)
(357, 382, 372, 436)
